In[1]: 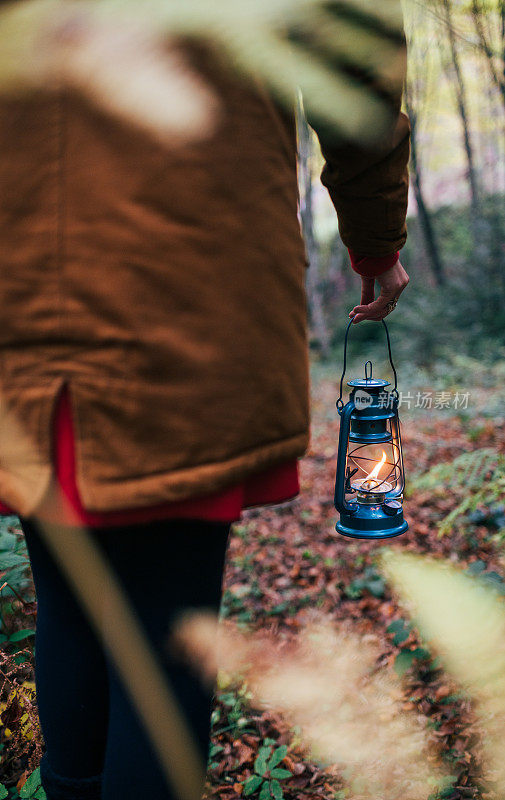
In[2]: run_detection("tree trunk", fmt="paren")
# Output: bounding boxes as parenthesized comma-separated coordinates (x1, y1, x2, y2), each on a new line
(297, 107, 331, 359)
(439, 0, 481, 216)
(326, 232, 348, 297)
(500, 0, 505, 104)
(470, 0, 505, 113)
(404, 96, 446, 286)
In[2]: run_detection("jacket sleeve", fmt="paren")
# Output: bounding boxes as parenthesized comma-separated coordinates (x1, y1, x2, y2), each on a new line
(314, 110, 410, 258)
(304, 13, 411, 266)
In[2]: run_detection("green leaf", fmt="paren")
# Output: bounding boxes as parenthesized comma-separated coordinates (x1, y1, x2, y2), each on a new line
(411, 647, 430, 661)
(0, 566, 32, 595)
(467, 560, 486, 575)
(220, 691, 238, 707)
(254, 746, 272, 776)
(484, 570, 503, 583)
(10, 628, 36, 642)
(0, 784, 8, 799)
(0, 552, 28, 568)
(259, 781, 271, 800)
(437, 774, 458, 796)
(0, 515, 19, 533)
(366, 578, 385, 597)
(387, 619, 410, 634)
(0, 531, 18, 551)
(267, 745, 287, 770)
(35, 788, 47, 800)
(344, 581, 364, 599)
(20, 767, 43, 798)
(243, 775, 264, 796)
(393, 629, 409, 646)
(270, 779, 284, 800)
(394, 650, 415, 676)
(209, 743, 223, 757)
(270, 768, 292, 779)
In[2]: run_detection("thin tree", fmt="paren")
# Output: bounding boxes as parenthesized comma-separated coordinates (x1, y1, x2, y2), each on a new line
(297, 104, 331, 359)
(404, 0, 446, 285)
(470, 0, 505, 113)
(437, 0, 481, 215)
(502, 0, 505, 83)
(405, 95, 447, 286)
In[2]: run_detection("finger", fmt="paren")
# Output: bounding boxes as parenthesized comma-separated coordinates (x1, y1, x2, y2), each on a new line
(349, 305, 368, 322)
(349, 302, 376, 316)
(360, 277, 375, 306)
(351, 296, 395, 321)
(349, 307, 371, 324)
(356, 292, 396, 319)
(350, 302, 386, 317)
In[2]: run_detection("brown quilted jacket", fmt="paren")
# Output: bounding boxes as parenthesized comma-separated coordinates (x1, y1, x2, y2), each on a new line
(0, 38, 410, 517)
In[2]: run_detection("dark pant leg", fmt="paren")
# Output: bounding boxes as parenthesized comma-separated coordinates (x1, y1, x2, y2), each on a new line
(20, 517, 109, 800)
(96, 518, 231, 800)
(21, 515, 231, 800)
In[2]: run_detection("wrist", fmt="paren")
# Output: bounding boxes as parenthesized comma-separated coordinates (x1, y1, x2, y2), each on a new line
(348, 249, 399, 279)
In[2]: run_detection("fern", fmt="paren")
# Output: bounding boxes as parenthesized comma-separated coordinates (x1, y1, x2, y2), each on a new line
(411, 448, 505, 536)
(412, 448, 500, 491)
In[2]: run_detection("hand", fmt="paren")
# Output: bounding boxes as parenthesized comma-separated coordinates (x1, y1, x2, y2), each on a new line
(349, 258, 409, 324)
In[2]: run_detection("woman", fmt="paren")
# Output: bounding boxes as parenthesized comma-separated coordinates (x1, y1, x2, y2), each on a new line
(0, 22, 410, 800)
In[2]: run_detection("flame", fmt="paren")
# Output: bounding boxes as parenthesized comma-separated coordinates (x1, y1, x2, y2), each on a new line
(365, 450, 387, 484)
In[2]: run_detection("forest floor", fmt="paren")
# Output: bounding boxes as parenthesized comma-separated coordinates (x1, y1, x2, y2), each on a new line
(1, 366, 505, 800)
(205, 367, 505, 800)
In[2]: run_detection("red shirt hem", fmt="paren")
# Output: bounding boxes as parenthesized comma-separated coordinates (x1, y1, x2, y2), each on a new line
(0, 385, 300, 526)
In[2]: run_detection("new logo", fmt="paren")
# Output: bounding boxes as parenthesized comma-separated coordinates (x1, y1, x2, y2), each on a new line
(354, 390, 373, 409)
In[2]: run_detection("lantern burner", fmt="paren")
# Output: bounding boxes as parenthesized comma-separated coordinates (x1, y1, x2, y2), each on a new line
(347, 447, 398, 497)
(351, 478, 393, 504)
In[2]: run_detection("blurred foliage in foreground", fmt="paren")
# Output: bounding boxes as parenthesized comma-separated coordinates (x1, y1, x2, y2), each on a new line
(0, 0, 406, 146)
(382, 551, 505, 800)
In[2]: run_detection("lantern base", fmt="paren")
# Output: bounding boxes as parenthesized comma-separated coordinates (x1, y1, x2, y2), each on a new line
(335, 507, 408, 540)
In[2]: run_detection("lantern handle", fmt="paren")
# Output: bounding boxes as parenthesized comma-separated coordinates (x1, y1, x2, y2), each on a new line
(334, 400, 359, 515)
(336, 317, 398, 410)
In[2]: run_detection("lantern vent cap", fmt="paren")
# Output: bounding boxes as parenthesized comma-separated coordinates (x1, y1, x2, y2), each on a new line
(347, 378, 390, 388)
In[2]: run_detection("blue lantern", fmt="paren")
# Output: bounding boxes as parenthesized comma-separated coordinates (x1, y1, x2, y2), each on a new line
(334, 319, 408, 540)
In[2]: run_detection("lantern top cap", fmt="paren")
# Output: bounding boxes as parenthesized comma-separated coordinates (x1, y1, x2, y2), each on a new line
(347, 378, 390, 388)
